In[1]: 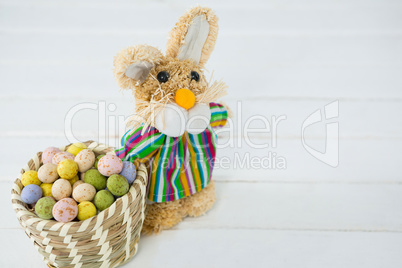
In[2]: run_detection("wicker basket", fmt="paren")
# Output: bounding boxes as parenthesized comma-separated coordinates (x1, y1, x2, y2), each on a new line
(11, 141, 148, 268)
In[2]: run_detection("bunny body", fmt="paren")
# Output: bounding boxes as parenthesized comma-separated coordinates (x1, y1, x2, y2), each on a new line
(114, 6, 228, 234)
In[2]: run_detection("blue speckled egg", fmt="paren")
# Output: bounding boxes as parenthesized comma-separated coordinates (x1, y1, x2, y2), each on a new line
(119, 161, 137, 184)
(21, 184, 43, 204)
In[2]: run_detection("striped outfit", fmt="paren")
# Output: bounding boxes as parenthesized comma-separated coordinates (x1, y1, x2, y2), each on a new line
(116, 102, 228, 202)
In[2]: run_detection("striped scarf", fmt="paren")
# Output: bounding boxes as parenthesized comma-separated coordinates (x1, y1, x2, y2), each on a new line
(116, 102, 228, 202)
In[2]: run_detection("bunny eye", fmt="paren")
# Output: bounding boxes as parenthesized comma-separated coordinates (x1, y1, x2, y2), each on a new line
(190, 71, 200, 82)
(157, 71, 169, 83)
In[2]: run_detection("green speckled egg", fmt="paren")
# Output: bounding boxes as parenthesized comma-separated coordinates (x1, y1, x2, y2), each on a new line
(107, 174, 129, 197)
(35, 197, 56, 220)
(94, 190, 115, 211)
(84, 169, 107, 191)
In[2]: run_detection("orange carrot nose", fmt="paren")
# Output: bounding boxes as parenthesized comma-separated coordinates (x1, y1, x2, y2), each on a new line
(175, 88, 195, 110)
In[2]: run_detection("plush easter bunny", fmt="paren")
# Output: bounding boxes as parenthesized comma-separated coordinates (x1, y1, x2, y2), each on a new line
(113, 6, 228, 234)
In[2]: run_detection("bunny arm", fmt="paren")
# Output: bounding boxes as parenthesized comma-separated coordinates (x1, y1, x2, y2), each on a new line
(115, 126, 165, 164)
(209, 102, 228, 129)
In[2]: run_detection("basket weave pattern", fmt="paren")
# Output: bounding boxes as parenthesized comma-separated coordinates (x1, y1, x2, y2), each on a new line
(11, 141, 148, 268)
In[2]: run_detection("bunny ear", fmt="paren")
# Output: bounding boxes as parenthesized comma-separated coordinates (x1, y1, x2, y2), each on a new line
(166, 6, 218, 68)
(113, 45, 163, 89)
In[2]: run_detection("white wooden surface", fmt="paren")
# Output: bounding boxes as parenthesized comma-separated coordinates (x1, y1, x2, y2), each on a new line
(1, 0, 402, 267)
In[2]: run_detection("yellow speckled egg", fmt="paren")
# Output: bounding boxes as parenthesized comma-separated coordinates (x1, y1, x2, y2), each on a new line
(38, 163, 59, 183)
(67, 175, 79, 186)
(52, 179, 72, 201)
(73, 183, 96, 202)
(72, 180, 84, 190)
(75, 149, 95, 173)
(77, 201, 97, 221)
(57, 159, 78, 179)
(40, 183, 53, 197)
(67, 142, 87, 156)
(21, 170, 41, 186)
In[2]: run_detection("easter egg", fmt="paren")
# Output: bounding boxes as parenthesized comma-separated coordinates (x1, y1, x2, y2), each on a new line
(52, 152, 75, 165)
(84, 169, 107, 191)
(94, 190, 115, 211)
(107, 174, 129, 197)
(57, 159, 78, 179)
(97, 155, 123, 176)
(67, 142, 87, 156)
(21, 184, 42, 204)
(35, 197, 56, 220)
(21, 170, 41, 186)
(42, 147, 61, 164)
(75, 149, 95, 173)
(94, 154, 105, 169)
(52, 179, 72, 201)
(73, 183, 96, 202)
(77, 201, 97, 221)
(67, 175, 79, 186)
(119, 161, 137, 184)
(52, 198, 78, 222)
(40, 183, 53, 197)
(38, 163, 59, 183)
(72, 180, 84, 190)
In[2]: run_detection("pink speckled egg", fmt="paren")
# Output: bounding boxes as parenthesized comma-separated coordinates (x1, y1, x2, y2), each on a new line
(52, 198, 78, 222)
(42, 147, 61, 164)
(97, 155, 123, 176)
(52, 152, 75, 165)
(75, 149, 95, 173)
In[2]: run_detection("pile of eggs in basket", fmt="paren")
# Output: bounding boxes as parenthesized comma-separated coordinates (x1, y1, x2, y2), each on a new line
(20, 143, 137, 222)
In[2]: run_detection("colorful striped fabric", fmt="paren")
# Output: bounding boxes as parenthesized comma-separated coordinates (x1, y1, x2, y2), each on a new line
(116, 102, 228, 202)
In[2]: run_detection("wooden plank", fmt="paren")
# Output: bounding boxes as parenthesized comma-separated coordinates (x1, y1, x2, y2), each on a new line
(1, 34, 401, 99)
(1, 34, 401, 66)
(0, 1, 401, 33)
(2, 228, 402, 268)
(1, 134, 401, 182)
(4, 180, 402, 230)
(0, 98, 401, 140)
(1, 64, 402, 99)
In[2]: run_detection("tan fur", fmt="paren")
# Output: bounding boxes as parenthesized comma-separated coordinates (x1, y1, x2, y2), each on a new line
(142, 181, 216, 234)
(166, 6, 219, 68)
(113, 7, 224, 235)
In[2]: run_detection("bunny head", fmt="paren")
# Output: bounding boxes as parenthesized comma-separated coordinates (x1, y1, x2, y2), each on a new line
(113, 6, 227, 137)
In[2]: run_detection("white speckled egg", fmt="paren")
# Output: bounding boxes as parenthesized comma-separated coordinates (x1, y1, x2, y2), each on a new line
(52, 152, 75, 165)
(52, 179, 72, 201)
(38, 163, 59, 183)
(72, 183, 96, 202)
(97, 155, 123, 176)
(75, 149, 95, 173)
(72, 180, 84, 190)
(42, 147, 61, 164)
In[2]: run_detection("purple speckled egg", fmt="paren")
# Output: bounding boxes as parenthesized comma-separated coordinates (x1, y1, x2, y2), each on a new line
(52, 152, 75, 165)
(52, 198, 78, 222)
(42, 147, 61, 164)
(21, 184, 43, 205)
(119, 161, 137, 184)
(97, 155, 123, 176)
